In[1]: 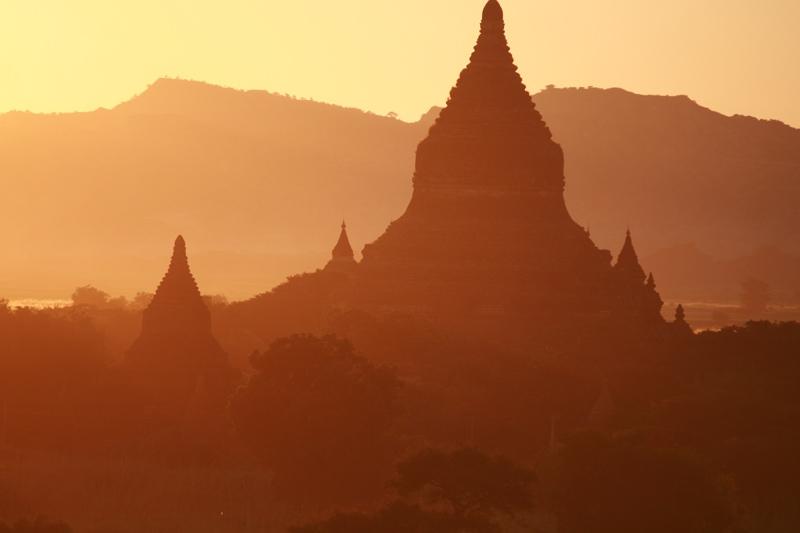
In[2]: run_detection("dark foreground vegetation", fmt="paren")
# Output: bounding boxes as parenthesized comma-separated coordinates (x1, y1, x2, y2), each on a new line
(1, 297, 799, 533)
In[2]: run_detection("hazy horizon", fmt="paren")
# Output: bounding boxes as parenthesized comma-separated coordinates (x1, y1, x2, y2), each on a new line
(2, 80, 799, 307)
(1, 0, 799, 127)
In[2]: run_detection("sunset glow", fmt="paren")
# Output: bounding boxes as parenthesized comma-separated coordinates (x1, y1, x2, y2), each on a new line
(2, 2, 800, 532)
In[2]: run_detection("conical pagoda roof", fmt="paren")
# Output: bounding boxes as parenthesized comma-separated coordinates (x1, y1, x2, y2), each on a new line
(434, 0, 544, 133)
(332, 222, 354, 259)
(134, 235, 213, 335)
(149, 235, 205, 308)
(615, 230, 646, 283)
(414, 0, 562, 193)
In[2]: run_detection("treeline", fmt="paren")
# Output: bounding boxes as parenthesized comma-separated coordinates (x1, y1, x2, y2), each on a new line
(1, 296, 799, 532)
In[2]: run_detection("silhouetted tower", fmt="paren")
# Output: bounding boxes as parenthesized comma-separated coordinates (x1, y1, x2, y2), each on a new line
(352, 0, 666, 341)
(615, 230, 646, 284)
(325, 221, 357, 273)
(613, 230, 664, 325)
(672, 304, 694, 336)
(126, 236, 234, 408)
(359, 1, 613, 321)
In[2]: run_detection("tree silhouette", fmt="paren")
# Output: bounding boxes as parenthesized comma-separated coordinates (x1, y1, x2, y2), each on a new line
(70, 285, 110, 308)
(129, 292, 154, 310)
(231, 334, 401, 505)
(394, 447, 536, 523)
(552, 431, 735, 533)
(0, 305, 106, 451)
(293, 447, 536, 533)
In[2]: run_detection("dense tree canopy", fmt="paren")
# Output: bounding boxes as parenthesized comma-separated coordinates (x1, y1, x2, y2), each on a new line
(3, 288, 800, 531)
(395, 447, 536, 521)
(231, 334, 401, 504)
(293, 448, 536, 533)
(0, 303, 107, 450)
(552, 431, 735, 533)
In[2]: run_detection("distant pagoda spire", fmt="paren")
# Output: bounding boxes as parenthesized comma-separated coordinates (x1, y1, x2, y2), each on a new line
(149, 235, 204, 309)
(673, 303, 694, 336)
(615, 229, 646, 284)
(332, 221, 354, 260)
(326, 220, 357, 273)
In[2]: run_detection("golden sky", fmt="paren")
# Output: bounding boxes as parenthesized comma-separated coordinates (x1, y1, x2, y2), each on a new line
(1, 0, 798, 126)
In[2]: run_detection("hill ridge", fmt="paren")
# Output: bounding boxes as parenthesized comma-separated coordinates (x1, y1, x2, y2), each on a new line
(1, 80, 798, 304)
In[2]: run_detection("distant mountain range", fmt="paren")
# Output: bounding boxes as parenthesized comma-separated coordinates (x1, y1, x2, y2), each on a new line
(1, 79, 798, 303)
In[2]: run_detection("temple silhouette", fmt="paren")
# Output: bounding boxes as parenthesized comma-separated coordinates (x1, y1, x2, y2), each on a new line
(324, 221, 357, 274)
(236, 0, 683, 346)
(126, 236, 234, 407)
(347, 0, 665, 339)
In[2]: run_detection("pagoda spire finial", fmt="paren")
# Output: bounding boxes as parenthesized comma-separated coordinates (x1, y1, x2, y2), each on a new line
(173, 234, 186, 254)
(482, 0, 504, 31)
(168, 235, 189, 273)
(153, 234, 201, 298)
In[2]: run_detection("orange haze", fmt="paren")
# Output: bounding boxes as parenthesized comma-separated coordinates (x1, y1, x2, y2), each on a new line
(1, 0, 799, 126)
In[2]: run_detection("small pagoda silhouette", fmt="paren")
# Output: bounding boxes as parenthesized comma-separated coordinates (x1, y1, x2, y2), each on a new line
(324, 221, 357, 274)
(126, 236, 234, 409)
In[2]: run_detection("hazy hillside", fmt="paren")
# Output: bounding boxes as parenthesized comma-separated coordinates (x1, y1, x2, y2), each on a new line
(535, 87, 800, 305)
(1, 80, 798, 303)
(537, 87, 800, 258)
(0, 79, 426, 299)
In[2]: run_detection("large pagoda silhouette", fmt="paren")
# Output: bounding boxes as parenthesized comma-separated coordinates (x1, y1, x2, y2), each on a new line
(352, 0, 664, 338)
(237, 0, 672, 345)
